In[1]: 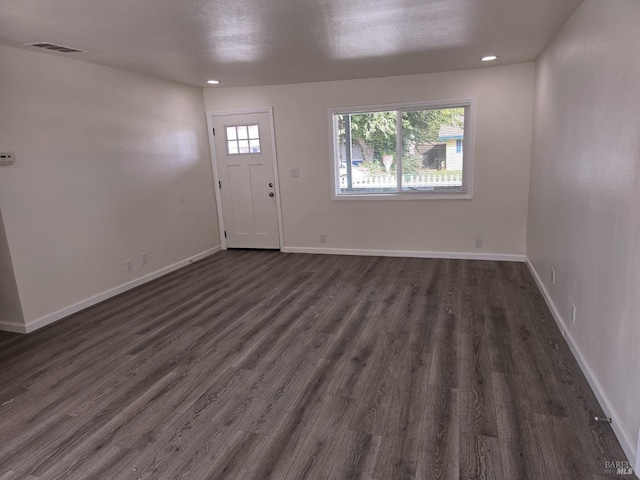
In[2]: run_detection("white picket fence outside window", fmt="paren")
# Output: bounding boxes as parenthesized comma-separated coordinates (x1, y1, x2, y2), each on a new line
(339, 173, 462, 189)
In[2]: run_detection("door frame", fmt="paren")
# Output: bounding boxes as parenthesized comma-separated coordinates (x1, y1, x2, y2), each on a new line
(206, 107, 284, 250)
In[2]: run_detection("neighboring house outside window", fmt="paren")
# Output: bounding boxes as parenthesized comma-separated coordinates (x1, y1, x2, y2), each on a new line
(437, 122, 464, 171)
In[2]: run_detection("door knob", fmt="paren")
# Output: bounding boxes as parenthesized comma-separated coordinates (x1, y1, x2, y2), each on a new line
(269, 192, 275, 197)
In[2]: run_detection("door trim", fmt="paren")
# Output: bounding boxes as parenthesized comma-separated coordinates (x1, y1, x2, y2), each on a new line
(206, 107, 284, 250)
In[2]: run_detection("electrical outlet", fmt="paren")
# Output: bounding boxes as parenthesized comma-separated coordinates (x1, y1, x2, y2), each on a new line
(141, 252, 148, 265)
(0, 152, 15, 165)
(320, 234, 326, 243)
(551, 268, 556, 285)
(474, 238, 483, 249)
(570, 304, 576, 324)
(125, 259, 133, 272)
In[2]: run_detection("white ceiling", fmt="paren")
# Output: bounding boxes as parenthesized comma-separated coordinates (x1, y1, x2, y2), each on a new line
(0, 0, 583, 87)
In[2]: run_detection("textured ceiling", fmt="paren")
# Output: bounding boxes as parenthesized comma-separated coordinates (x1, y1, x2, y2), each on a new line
(0, 0, 583, 87)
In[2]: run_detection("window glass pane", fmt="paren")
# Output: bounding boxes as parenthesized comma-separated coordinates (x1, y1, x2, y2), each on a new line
(238, 140, 249, 153)
(400, 107, 464, 191)
(337, 111, 397, 195)
(248, 125, 260, 139)
(225, 124, 261, 154)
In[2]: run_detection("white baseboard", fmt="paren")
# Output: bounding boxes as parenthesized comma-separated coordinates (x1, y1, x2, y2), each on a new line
(0, 320, 28, 334)
(5, 246, 221, 335)
(281, 246, 525, 262)
(525, 257, 637, 467)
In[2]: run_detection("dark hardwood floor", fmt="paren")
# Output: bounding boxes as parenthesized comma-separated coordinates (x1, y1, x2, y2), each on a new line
(0, 251, 633, 479)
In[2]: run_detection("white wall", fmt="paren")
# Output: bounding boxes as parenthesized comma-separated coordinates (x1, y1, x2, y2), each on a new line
(0, 207, 23, 327)
(204, 63, 535, 258)
(0, 44, 220, 330)
(527, 0, 640, 465)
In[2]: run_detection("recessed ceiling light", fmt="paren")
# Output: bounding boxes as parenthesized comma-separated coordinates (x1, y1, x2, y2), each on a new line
(481, 55, 498, 62)
(207, 80, 220, 85)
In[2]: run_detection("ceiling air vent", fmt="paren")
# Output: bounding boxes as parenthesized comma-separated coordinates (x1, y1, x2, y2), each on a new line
(26, 42, 84, 53)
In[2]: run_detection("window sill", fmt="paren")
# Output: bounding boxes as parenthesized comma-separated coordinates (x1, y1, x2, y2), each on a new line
(331, 191, 473, 201)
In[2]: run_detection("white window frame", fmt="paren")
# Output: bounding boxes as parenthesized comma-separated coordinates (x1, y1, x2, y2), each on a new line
(328, 99, 474, 201)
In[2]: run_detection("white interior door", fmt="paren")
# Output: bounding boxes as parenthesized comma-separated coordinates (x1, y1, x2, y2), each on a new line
(211, 111, 280, 249)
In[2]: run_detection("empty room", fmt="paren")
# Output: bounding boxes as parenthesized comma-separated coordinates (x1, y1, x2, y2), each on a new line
(0, 0, 639, 478)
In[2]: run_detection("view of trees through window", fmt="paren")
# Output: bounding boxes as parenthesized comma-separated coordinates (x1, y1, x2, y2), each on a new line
(334, 105, 467, 195)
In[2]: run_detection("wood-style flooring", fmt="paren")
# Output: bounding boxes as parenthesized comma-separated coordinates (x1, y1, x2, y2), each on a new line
(0, 251, 633, 479)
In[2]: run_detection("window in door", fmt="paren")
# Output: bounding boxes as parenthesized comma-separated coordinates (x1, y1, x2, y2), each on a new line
(226, 124, 261, 155)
